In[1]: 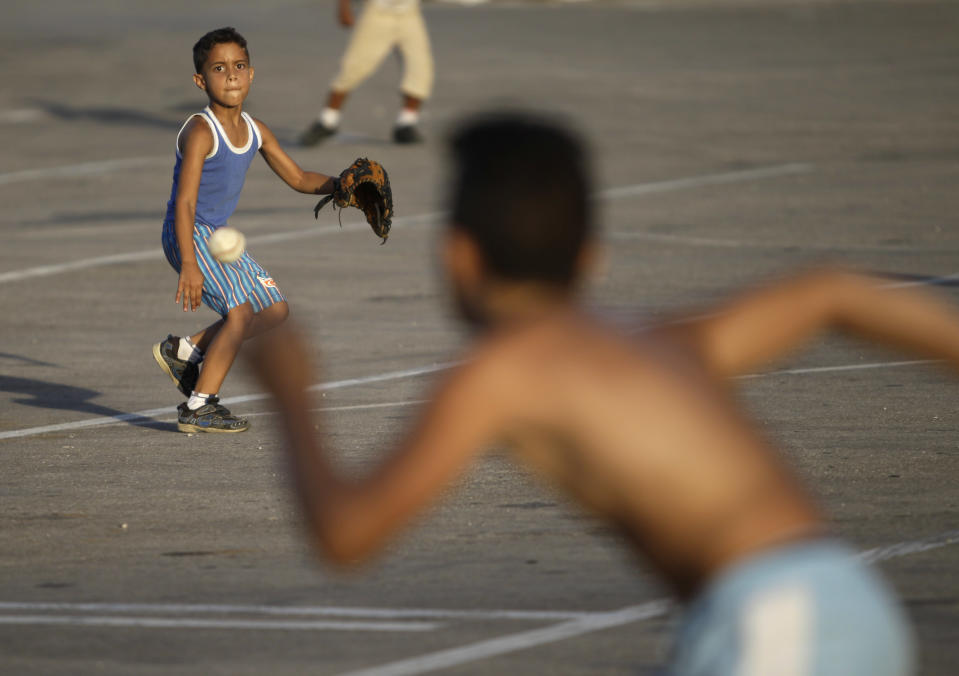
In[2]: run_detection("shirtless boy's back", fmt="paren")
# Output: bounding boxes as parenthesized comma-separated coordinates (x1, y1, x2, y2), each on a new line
(248, 112, 959, 674)
(481, 309, 820, 597)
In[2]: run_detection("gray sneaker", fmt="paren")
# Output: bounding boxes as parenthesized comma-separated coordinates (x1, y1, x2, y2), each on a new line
(177, 396, 249, 434)
(153, 335, 199, 397)
(300, 120, 337, 146)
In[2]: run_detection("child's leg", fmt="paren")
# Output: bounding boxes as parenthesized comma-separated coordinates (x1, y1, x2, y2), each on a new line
(325, 89, 348, 113)
(185, 299, 284, 354)
(194, 302, 255, 396)
(191, 301, 289, 395)
(330, 5, 397, 96)
(245, 300, 289, 340)
(305, 3, 395, 143)
(188, 319, 225, 353)
(397, 9, 433, 106)
(393, 11, 431, 143)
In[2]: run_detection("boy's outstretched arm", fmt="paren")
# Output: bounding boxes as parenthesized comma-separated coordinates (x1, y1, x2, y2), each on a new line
(663, 268, 959, 379)
(248, 324, 502, 566)
(254, 119, 338, 195)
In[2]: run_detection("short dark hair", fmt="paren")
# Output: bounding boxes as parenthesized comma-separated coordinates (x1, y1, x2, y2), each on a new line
(448, 111, 594, 287)
(193, 27, 249, 73)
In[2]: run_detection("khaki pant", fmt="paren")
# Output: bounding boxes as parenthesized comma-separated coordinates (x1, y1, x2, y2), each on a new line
(330, 3, 434, 100)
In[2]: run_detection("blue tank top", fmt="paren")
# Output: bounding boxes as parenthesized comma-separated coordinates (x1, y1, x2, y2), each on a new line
(164, 107, 262, 228)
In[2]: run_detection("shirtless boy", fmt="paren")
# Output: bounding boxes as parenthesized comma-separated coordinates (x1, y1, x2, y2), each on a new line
(248, 113, 953, 674)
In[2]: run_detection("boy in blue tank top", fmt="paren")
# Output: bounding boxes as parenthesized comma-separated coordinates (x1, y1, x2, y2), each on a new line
(154, 27, 339, 433)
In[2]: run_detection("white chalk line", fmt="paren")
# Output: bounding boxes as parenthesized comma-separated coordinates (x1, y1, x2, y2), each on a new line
(859, 528, 959, 564)
(607, 230, 956, 253)
(3, 265, 954, 440)
(0, 356, 942, 443)
(883, 271, 959, 289)
(0, 108, 49, 124)
(0, 363, 454, 441)
(0, 155, 168, 187)
(0, 528, 953, 645)
(601, 162, 813, 200)
(3, 270, 953, 441)
(176, 359, 942, 422)
(0, 615, 437, 632)
(335, 527, 959, 676)
(0, 356, 940, 443)
(242, 399, 430, 420)
(0, 211, 444, 285)
(337, 601, 673, 676)
(736, 359, 934, 380)
(609, 230, 751, 249)
(0, 249, 163, 285)
(0, 162, 809, 285)
(0, 602, 591, 622)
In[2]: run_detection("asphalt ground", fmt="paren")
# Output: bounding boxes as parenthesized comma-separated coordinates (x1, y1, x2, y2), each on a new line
(1, 1, 958, 674)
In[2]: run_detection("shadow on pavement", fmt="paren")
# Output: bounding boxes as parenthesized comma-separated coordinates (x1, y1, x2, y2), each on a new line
(0, 375, 176, 433)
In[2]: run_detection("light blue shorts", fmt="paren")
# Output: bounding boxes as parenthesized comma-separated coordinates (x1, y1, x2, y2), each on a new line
(671, 540, 915, 676)
(162, 221, 286, 318)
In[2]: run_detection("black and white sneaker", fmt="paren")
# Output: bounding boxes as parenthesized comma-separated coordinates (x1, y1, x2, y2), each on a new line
(300, 120, 337, 146)
(177, 396, 249, 434)
(393, 124, 423, 144)
(153, 335, 199, 397)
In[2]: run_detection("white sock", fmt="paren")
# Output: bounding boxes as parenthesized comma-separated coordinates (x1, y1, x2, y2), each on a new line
(320, 107, 341, 129)
(396, 108, 419, 127)
(187, 392, 214, 410)
(177, 337, 203, 364)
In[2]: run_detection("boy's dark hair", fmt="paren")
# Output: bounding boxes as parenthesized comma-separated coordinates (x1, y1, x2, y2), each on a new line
(193, 27, 249, 73)
(449, 112, 593, 287)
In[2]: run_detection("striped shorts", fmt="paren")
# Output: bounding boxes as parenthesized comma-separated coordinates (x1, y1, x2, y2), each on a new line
(162, 221, 286, 317)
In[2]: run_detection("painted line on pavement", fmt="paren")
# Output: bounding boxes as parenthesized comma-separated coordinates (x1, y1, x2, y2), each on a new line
(0, 602, 591, 622)
(0, 528, 953, 640)
(736, 359, 934, 380)
(607, 230, 957, 253)
(600, 162, 811, 200)
(242, 399, 430, 419)
(0, 211, 443, 285)
(0, 357, 942, 443)
(337, 602, 672, 676)
(859, 528, 959, 564)
(0, 163, 810, 285)
(0, 363, 454, 441)
(0, 356, 939, 443)
(0, 615, 437, 632)
(336, 528, 959, 675)
(0, 156, 167, 187)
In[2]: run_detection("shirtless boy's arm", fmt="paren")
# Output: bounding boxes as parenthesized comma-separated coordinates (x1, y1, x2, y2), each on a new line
(174, 118, 214, 312)
(249, 326, 504, 565)
(255, 120, 337, 195)
(665, 268, 959, 378)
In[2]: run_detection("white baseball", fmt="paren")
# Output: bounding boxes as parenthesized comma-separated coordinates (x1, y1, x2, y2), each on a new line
(209, 227, 246, 263)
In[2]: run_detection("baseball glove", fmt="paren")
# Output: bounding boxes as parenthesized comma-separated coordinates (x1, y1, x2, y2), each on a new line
(314, 157, 393, 244)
